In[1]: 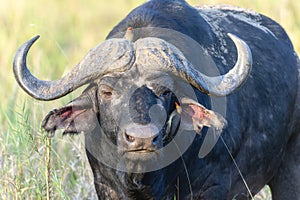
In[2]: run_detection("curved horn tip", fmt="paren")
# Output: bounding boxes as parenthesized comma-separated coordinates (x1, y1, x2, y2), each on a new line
(227, 33, 251, 53)
(13, 35, 41, 77)
(23, 35, 40, 48)
(203, 33, 252, 96)
(227, 33, 245, 47)
(227, 33, 239, 41)
(30, 35, 40, 42)
(227, 32, 253, 65)
(13, 35, 41, 72)
(14, 35, 41, 63)
(13, 35, 44, 100)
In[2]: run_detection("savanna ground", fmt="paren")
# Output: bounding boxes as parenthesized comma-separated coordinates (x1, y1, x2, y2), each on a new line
(0, 0, 299, 199)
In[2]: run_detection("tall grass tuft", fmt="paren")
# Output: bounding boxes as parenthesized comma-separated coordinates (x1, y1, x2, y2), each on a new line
(0, 0, 299, 199)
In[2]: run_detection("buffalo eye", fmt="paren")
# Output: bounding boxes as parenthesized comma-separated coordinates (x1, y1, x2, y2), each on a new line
(99, 85, 113, 100)
(102, 90, 112, 97)
(161, 90, 171, 96)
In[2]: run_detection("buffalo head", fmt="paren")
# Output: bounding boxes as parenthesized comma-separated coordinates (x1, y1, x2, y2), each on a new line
(13, 28, 251, 172)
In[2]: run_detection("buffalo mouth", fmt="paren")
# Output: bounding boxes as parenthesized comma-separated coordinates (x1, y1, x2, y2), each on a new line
(121, 149, 159, 162)
(126, 149, 156, 153)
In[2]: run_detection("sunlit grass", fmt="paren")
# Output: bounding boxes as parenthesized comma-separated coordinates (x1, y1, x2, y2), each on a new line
(0, 0, 299, 199)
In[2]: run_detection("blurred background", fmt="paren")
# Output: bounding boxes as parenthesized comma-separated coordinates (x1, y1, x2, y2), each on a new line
(0, 0, 299, 199)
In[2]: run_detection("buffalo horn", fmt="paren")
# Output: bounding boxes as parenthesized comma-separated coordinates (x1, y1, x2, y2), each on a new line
(135, 33, 252, 96)
(13, 36, 134, 100)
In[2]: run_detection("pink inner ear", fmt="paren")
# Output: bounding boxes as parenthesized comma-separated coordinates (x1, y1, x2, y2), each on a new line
(60, 107, 86, 119)
(177, 98, 227, 132)
(60, 109, 73, 118)
(188, 104, 208, 121)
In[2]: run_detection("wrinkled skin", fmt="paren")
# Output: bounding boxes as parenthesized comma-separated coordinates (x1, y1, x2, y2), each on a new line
(16, 0, 300, 199)
(87, 69, 183, 199)
(43, 63, 216, 199)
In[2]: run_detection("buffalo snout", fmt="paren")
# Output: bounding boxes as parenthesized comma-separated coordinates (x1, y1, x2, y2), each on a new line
(119, 124, 163, 153)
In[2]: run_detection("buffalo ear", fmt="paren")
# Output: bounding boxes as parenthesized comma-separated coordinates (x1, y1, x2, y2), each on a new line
(176, 97, 227, 134)
(42, 95, 98, 135)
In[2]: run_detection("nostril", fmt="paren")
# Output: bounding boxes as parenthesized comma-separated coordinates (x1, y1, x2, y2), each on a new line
(125, 132, 135, 143)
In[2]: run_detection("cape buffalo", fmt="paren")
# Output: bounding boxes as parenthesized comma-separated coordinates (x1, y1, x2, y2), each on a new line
(13, 0, 300, 199)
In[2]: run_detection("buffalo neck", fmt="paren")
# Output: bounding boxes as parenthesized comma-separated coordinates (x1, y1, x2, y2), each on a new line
(86, 149, 176, 199)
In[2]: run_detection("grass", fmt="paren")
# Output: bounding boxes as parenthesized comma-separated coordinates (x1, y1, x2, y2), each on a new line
(0, 0, 299, 199)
